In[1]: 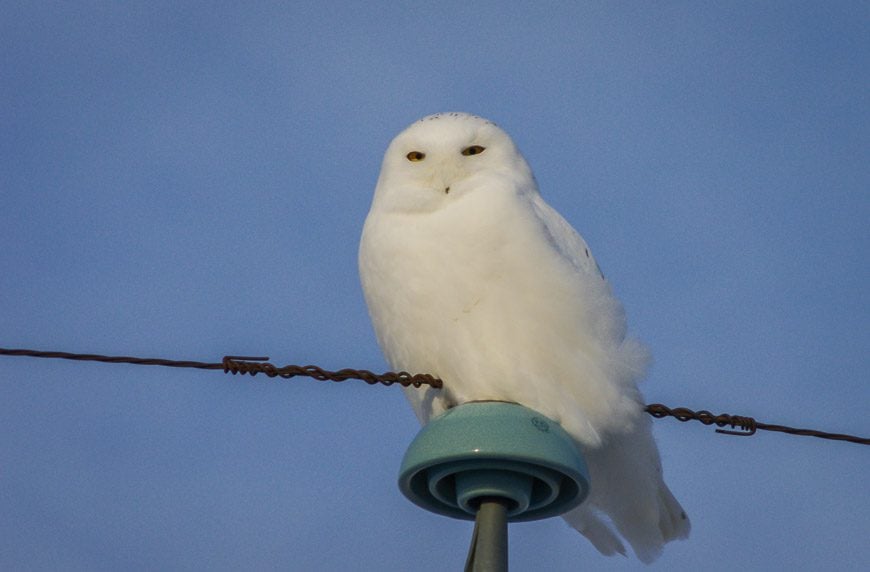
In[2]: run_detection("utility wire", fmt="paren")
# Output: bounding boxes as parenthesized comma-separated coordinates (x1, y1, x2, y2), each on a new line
(1, 346, 867, 446)
(644, 403, 869, 445)
(0, 347, 440, 388)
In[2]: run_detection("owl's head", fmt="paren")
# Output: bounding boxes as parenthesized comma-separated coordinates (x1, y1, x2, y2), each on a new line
(370, 112, 535, 214)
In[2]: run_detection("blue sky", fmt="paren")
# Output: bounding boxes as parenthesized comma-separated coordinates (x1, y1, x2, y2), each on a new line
(1, 2, 868, 570)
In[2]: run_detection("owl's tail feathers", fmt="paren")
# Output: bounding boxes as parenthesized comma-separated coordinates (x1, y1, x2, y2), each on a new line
(657, 482, 691, 544)
(561, 483, 689, 563)
(616, 483, 691, 564)
(561, 508, 626, 558)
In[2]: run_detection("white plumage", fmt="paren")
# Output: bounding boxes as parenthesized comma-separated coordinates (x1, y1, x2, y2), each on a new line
(359, 112, 689, 562)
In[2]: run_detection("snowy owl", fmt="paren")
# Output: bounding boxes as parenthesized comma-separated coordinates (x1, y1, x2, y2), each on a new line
(359, 112, 689, 562)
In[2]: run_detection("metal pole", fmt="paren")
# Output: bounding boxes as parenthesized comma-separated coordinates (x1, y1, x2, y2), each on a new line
(466, 497, 509, 572)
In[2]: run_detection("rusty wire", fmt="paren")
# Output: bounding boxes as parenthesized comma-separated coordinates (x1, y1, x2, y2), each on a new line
(0, 347, 442, 389)
(1, 346, 867, 446)
(645, 403, 870, 445)
(220, 355, 442, 388)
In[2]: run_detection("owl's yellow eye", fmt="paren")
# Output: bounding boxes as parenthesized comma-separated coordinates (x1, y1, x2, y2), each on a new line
(461, 145, 486, 156)
(406, 151, 426, 162)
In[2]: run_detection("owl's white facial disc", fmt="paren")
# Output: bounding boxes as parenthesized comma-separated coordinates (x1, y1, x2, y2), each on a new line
(370, 112, 534, 214)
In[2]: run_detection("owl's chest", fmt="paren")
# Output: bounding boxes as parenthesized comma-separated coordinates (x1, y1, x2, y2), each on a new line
(374, 204, 515, 294)
(365, 209, 569, 330)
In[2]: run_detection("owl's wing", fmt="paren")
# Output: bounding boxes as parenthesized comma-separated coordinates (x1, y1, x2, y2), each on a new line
(528, 193, 605, 280)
